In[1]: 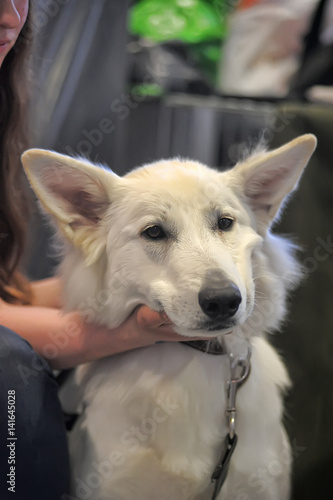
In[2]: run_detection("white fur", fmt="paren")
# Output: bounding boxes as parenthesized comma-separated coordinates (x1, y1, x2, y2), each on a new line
(22, 134, 316, 500)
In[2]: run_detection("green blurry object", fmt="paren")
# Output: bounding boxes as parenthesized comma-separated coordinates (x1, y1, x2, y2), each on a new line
(129, 0, 228, 44)
(131, 82, 165, 97)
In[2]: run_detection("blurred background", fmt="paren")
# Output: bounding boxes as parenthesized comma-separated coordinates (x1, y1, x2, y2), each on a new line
(26, 1, 333, 498)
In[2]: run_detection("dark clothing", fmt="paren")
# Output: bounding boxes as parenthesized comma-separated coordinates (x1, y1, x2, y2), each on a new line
(0, 326, 70, 500)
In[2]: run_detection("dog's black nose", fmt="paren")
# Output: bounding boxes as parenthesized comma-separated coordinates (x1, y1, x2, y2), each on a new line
(198, 283, 242, 320)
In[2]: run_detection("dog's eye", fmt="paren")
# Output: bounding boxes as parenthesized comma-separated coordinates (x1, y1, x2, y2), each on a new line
(218, 217, 234, 231)
(143, 225, 166, 240)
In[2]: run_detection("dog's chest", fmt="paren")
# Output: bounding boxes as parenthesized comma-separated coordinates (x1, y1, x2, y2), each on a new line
(61, 339, 289, 499)
(61, 344, 230, 484)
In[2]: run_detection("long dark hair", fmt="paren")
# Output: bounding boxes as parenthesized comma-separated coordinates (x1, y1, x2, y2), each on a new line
(0, 7, 34, 304)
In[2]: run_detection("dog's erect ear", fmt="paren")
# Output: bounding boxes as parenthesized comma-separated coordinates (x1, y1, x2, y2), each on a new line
(22, 149, 119, 265)
(229, 134, 317, 228)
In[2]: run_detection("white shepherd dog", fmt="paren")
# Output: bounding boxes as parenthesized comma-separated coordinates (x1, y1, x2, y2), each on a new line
(22, 134, 316, 500)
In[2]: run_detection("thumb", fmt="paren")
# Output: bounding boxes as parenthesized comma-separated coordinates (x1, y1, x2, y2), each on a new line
(136, 306, 171, 329)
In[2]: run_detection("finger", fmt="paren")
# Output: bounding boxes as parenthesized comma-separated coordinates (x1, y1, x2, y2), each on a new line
(137, 306, 170, 328)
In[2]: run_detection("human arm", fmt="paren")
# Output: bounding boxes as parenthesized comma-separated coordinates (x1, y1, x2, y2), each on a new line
(30, 276, 63, 308)
(0, 300, 191, 370)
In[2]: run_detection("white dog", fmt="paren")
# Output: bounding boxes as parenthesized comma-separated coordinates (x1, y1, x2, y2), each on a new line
(22, 134, 316, 500)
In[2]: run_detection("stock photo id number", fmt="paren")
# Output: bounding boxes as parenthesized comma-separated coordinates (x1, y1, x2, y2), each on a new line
(6, 390, 16, 494)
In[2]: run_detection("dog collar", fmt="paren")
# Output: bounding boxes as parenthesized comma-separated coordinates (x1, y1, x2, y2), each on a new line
(182, 339, 226, 355)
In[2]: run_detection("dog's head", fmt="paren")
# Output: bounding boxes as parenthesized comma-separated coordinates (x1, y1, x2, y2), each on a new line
(22, 134, 316, 338)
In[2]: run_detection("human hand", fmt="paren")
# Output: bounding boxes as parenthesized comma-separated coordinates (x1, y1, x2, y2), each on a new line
(81, 305, 208, 365)
(93, 305, 202, 351)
